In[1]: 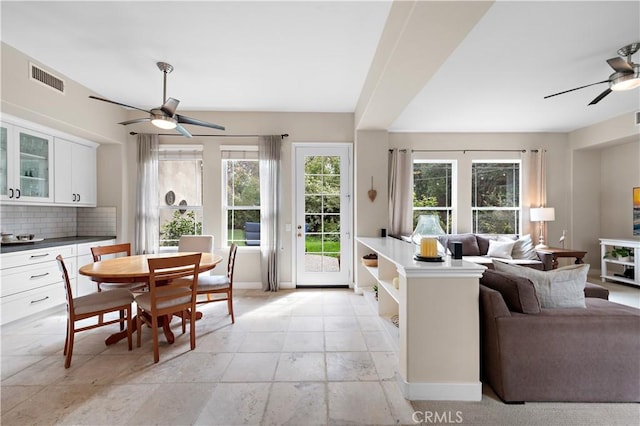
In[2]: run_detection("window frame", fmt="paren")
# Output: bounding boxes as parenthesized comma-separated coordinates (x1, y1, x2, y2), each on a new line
(412, 159, 457, 233)
(157, 145, 204, 252)
(221, 146, 261, 248)
(471, 159, 522, 235)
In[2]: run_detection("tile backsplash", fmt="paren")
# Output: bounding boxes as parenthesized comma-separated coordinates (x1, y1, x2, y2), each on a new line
(1, 205, 116, 238)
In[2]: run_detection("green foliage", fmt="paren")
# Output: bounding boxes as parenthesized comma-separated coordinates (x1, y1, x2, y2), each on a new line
(159, 210, 202, 247)
(603, 246, 633, 259)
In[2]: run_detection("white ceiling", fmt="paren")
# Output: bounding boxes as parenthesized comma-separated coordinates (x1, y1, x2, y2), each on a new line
(1, 1, 639, 133)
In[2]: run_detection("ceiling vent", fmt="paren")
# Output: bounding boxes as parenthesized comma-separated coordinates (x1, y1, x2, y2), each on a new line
(30, 62, 65, 94)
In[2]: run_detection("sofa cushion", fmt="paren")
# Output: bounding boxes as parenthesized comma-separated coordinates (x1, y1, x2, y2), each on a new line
(438, 233, 481, 256)
(476, 234, 496, 255)
(480, 269, 541, 314)
(511, 234, 539, 260)
(487, 239, 516, 259)
(493, 261, 589, 308)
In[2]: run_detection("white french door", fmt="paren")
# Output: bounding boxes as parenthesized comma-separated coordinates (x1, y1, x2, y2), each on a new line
(294, 144, 352, 286)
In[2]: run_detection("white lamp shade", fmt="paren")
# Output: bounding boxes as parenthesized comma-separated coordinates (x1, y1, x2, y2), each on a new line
(530, 207, 555, 222)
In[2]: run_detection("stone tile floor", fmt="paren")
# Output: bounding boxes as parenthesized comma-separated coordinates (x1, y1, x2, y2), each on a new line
(1, 288, 415, 425)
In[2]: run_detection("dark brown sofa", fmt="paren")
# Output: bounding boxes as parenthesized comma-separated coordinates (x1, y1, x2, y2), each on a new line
(438, 233, 552, 270)
(479, 269, 640, 402)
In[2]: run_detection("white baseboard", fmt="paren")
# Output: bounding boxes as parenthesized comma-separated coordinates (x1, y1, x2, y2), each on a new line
(397, 376, 482, 401)
(233, 281, 295, 290)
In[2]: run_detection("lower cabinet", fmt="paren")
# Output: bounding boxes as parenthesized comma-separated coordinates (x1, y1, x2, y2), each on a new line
(1, 238, 115, 325)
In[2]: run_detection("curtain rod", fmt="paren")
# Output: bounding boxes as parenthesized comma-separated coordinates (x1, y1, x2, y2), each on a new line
(390, 148, 537, 153)
(129, 132, 289, 138)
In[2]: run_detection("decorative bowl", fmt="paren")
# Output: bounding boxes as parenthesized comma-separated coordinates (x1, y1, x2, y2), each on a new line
(361, 253, 378, 267)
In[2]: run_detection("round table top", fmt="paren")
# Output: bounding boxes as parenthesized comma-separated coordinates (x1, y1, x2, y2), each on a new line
(79, 252, 223, 283)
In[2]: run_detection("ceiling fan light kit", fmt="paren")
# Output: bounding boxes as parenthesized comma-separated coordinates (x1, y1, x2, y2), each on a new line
(545, 42, 640, 105)
(89, 61, 225, 137)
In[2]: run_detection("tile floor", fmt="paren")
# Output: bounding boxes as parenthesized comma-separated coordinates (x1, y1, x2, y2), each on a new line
(2, 281, 638, 425)
(1, 288, 416, 425)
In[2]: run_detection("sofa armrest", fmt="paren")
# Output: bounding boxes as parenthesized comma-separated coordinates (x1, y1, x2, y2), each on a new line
(536, 251, 553, 270)
(479, 285, 511, 319)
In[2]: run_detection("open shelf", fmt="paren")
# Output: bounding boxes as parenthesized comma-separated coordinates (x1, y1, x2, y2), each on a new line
(378, 279, 399, 304)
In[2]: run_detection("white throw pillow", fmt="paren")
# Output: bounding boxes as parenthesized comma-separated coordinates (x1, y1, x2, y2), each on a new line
(487, 239, 515, 259)
(493, 261, 589, 308)
(511, 234, 539, 260)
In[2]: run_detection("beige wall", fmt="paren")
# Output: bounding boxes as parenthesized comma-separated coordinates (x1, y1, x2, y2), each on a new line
(3, 41, 638, 286)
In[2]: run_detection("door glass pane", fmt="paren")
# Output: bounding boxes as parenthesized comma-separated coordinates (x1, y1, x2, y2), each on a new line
(1, 127, 7, 196)
(19, 131, 49, 198)
(304, 155, 341, 272)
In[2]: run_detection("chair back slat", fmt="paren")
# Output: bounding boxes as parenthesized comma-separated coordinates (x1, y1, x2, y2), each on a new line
(147, 253, 201, 312)
(91, 243, 131, 262)
(56, 255, 74, 312)
(227, 243, 238, 283)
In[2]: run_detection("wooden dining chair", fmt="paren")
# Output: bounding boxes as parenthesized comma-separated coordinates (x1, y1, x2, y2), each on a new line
(56, 255, 133, 368)
(91, 243, 147, 330)
(134, 253, 201, 363)
(194, 243, 238, 324)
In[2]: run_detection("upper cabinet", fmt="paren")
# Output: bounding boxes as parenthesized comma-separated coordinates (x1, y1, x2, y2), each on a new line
(54, 138, 97, 206)
(1, 115, 97, 207)
(1, 123, 54, 203)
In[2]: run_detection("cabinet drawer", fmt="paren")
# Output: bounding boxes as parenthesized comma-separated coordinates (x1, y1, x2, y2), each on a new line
(1, 257, 74, 297)
(1, 282, 67, 325)
(1, 244, 75, 269)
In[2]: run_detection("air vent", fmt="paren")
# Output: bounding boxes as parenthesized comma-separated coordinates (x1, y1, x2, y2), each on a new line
(29, 62, 65, 93)
(635, 111, 640, 126)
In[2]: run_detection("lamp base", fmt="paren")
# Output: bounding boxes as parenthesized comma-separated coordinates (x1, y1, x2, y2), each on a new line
(535, 243, 549, 249)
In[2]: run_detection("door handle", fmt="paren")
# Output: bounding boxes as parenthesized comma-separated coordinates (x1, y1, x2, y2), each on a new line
(15, 188, 21, 199)
(77, 193, 80, 202)
(9, 188, 14, 198)
(72, 193, 76, 202)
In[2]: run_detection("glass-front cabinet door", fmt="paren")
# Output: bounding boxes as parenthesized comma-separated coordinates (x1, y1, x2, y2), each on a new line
(0, 123, 54, 203)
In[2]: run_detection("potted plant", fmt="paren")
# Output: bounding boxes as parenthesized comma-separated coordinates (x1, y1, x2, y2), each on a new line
(603, 246, 633, 262)
(372, 284, 378, 300)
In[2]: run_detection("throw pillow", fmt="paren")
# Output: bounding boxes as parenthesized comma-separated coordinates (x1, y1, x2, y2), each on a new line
(480, 269, 541, 314)
(511, 234, 539, 260)
(438, 233, 481, 256)
(493, 261, 589, 308)
(487, 239, 515, 259)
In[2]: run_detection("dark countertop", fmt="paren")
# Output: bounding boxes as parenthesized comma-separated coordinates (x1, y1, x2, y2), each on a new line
(1, 236, 116, 254)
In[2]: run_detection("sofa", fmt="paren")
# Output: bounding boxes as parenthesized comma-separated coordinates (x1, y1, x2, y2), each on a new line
(479, 269, 640, 402)
(438, 233, 551, 270)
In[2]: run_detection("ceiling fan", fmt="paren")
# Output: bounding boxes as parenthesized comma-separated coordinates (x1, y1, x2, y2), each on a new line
(544, 43, 640, 105)
(89, 62, 225, 137)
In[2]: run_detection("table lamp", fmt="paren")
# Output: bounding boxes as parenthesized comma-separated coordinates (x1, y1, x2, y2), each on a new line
(530, 207, 555, 249)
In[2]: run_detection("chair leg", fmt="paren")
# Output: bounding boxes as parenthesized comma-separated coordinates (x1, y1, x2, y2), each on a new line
(190, 310, 196, 350)
(228, 290, 235, 324)
(182, 311, 186, 334)
(152, 315, 159, 363)
(126, 306, 132, 351)
(119, 309, 125, 331)
(63, 318, 70, 356)
(64, 323, 75, 369)
(136, 307, 143, 348)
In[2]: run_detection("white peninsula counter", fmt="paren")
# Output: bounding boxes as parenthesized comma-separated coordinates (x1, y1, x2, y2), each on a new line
(356, 236, 486, 401)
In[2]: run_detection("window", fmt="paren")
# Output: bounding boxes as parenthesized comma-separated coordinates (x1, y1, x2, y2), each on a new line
(413, 160, 455, 232)
(158, 146, 203, 249)
(222, 146, 260, 246)
(472, 161, 521, 234)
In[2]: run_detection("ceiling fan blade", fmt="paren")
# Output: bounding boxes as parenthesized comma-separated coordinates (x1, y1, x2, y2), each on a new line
(544, 80, 609, 99)
(607, 57, 633, 73)
(119, 117, 151, 126)
(175, 123, 193, 138)
(588, 88, 612, 105)
(176, 114, 226, 131)
(161, 97, 180, 116)
(89, 95, 150, 113)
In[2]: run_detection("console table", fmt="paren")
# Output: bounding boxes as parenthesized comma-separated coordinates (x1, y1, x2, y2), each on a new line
(356, 236, 486, 401)
(600, 238, 640, 287)
(535, 247, 587, 270)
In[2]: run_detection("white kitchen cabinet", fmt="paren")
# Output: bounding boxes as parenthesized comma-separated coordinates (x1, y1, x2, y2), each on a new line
(54, 138, 97, 206)
(0, 122, 54, 204)
(0, 244, 75, 325)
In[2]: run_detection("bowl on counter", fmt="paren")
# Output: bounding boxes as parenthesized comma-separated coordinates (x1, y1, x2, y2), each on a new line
(2, 233, 15, 243)
(16, 234, 36, 241)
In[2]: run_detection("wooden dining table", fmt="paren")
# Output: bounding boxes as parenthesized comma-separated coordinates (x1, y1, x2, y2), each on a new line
(79, 252, 223, 346)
